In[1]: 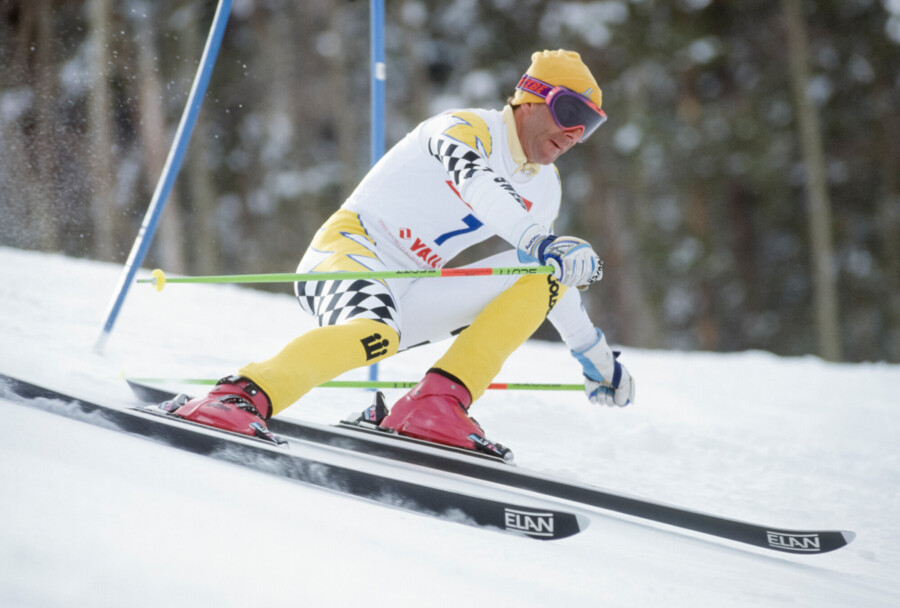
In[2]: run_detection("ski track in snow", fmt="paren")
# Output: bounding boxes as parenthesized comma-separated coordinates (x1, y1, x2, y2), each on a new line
(1, 246, 898, 607)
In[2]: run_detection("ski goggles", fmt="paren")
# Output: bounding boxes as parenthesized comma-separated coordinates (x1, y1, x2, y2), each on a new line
(516, 74, 607, 142)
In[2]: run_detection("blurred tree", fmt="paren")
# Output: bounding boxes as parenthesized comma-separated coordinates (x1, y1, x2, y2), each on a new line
(1, 0, 898, 362)
(6, 0, 62, 252)
(784, 0, 841, 361)
(87, 0, 118, 261)
(132, 5, 187, 273)
(176, 1, 219, 276)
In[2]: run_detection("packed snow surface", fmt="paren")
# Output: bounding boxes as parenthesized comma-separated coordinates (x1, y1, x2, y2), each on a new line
(1, 246, 898, 607)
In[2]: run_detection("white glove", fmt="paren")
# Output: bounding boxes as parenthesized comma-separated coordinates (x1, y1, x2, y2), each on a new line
(571, 329, 634, 407)
(518, 226, 602, 288)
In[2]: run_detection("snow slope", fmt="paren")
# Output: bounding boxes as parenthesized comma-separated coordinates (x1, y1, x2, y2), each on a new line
(1, 246, 898, 607)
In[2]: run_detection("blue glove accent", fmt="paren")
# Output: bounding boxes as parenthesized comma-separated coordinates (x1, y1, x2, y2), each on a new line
(611, 351, 623, 388)
(517, 233, 556, 264)
(575, 330, 634, 407)
(535, 237, 554, 264)
(571, 329, 605, 382)
(517, 249, 536, 264)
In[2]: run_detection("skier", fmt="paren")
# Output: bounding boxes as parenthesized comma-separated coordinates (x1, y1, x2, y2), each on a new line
(169, 49, 635, 454)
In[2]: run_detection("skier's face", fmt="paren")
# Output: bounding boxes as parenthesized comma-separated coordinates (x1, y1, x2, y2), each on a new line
(515, 103, 582, 165)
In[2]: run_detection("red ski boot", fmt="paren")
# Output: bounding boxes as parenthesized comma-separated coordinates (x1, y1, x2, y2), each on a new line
(379, 370, 512, 460)
(160, 376, 282, 444)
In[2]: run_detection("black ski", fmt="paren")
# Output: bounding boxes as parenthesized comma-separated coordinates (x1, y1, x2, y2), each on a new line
(0, 374, 586, 541)
(128, 379, 856, 555)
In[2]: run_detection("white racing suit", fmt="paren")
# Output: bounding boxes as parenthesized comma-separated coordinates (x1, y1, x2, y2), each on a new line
(240, 106, 599, 415)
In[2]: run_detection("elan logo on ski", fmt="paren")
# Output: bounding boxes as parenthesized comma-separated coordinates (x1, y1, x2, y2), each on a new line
(766, 532, 821, 552)
(504, 508, 555, 537)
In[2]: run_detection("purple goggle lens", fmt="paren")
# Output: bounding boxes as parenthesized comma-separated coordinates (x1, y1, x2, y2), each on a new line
(516, 74, 607, 142)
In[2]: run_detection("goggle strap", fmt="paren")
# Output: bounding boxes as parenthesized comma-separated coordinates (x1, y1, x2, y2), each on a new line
(516, 74, 554, 100)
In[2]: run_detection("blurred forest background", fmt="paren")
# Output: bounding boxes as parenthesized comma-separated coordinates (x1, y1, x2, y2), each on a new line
(1, 0, 898, 362)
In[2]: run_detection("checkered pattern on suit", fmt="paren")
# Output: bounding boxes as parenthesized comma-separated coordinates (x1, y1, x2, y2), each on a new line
(428, 138, 485, 187)
(296, 278, 400, 336)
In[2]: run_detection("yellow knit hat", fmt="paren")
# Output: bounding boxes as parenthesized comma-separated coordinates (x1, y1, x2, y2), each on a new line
(511, 49, 602, 108)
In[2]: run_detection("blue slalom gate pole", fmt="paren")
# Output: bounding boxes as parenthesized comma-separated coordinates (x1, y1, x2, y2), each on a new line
(94, 0, 233, 353)
(370, 0, 385, 164)
(369, 0, 385, 382)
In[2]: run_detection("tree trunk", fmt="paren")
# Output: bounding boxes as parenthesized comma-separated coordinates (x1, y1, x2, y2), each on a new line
(177, 3, 218, 275)
(134, 14, 187, 273)
(328, 3, 362, 200)
(607, 63, 662, 348)
(783, 0, 842, 361)
(597, 188, 661, 348)
(876, 91, 900, 361)
(32, 0, 61, 252)
(0, 3, 36, 250)
(86, 0, 117, 259)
